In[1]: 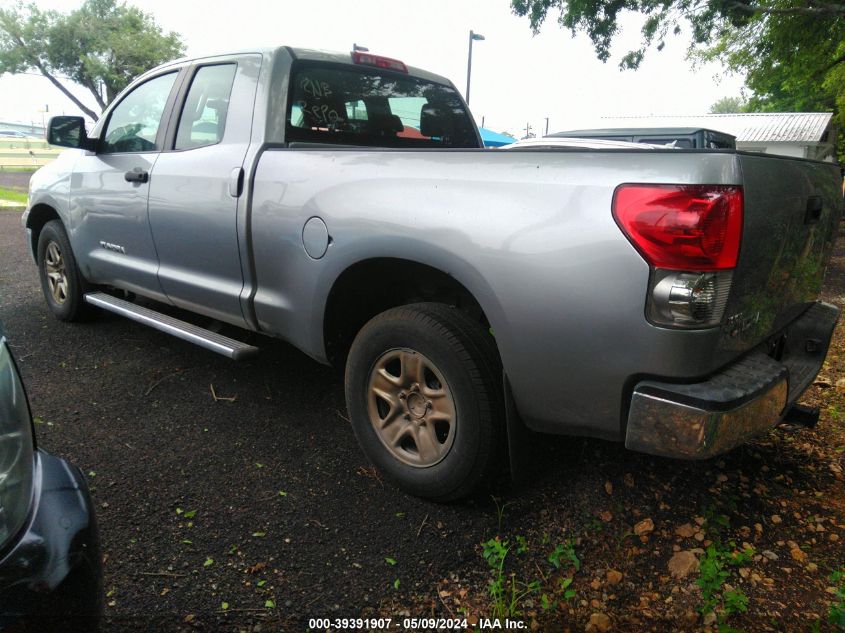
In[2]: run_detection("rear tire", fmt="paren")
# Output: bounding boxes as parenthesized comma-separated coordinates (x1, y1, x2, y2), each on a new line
(37, 220, 92, 322)
(345, 302, 504, 501)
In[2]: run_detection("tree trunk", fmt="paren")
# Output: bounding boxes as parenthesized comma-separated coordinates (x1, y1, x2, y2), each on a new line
(34, 62, 100, 122)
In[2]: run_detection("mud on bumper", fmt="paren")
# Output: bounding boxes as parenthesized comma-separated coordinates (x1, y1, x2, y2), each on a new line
(625, 301, 840, 459)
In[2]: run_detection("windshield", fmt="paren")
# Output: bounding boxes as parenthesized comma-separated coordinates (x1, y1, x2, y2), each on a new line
(286, 63, 479, 148)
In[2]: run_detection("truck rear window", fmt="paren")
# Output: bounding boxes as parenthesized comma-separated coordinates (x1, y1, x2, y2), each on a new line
(286, 63, 479, 148)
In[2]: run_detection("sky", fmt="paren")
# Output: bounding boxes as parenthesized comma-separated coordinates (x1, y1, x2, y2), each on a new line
(0, 0, 747, 137)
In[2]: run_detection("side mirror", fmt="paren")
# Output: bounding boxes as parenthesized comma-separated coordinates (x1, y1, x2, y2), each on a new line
(46, 116, 94, 150)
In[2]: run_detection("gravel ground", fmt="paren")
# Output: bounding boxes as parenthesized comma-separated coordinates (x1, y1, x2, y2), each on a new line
(0, 208, 843, 633)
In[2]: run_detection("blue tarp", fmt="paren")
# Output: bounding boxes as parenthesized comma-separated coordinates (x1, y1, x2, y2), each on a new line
(479, 127, 516, 147)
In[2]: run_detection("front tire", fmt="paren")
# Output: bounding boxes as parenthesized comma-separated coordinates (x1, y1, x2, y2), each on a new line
(37, 220, 92, 321)
(345, 303, 504, 501)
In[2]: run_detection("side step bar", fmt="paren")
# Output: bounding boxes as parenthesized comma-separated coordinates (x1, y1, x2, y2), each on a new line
(84, 291, 259, 360)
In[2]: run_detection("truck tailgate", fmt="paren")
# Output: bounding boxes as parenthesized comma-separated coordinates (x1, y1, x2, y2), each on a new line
(722, 153, 842, 351)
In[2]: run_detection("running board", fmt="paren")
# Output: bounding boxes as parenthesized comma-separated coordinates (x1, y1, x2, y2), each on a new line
(84, 291, 259, 360)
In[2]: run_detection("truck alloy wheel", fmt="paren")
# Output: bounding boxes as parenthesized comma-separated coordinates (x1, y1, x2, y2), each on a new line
(367, 348, 456, 467)
(37, 220, 91, 322)
(345, 302, 503, 501)
(43, 242, 68, 305)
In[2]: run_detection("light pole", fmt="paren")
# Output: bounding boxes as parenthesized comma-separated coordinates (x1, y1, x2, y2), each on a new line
(466, 30, 485, 105)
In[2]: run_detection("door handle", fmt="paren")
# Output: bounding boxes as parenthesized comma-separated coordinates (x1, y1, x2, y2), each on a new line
(124, 169, 149, 184)
(228, 167, 244, 198)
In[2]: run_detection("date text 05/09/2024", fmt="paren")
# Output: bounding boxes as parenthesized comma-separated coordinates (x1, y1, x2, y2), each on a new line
(307, 618, 527, 630)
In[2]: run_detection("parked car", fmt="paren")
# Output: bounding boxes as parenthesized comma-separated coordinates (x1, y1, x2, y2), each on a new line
(500, 137, 673, 150)
(24, 46, 843, 501)
(0, 323, 101, 631)
(0, 130, 28, 139)
(551, 126, 737, 149)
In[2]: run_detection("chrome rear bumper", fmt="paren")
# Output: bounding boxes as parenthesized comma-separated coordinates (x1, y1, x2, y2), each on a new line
(626, 301, 839, 459)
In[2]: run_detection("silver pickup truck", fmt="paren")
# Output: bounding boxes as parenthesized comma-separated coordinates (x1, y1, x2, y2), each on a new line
(24, 46, 843, 500)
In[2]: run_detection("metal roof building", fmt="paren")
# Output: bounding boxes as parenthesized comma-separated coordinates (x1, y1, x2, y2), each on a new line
(596, 113, 836, 161)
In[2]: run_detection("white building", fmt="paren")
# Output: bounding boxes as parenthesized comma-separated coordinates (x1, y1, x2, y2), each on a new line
(599, 113, 836, 162)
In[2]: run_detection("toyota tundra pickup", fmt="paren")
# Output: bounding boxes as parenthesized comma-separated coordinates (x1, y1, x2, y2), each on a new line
(23, 46, 843, 500)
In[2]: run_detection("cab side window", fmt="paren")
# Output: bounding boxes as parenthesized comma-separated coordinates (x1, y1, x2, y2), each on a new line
(101, 72, 178, 154)
(175, 64, 237, 150)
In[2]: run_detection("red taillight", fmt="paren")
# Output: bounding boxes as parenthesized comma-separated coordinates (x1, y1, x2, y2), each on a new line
(612, 184, 743, 271)
(351, 51, 408, 73)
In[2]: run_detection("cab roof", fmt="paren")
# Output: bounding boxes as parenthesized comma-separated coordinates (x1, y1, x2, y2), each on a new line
(155, 45, 454, 87)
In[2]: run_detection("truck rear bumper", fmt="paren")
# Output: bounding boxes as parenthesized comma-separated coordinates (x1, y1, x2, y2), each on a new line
(625, 301, 839, 459)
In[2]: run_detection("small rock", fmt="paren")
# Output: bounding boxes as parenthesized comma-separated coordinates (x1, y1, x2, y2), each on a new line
(739, 567, 750, 579)
(771, 515, 782, 524)
(808, 562, 819, 572)
(836, 377, 845, 390)
(830, 534, 840, 542)
(716, 474, 728, 483)
(694, 531, 705, 542)
(604, 481, 613, 495)
(762, 550, 779, 561)
(668, 551, 700, 579)
(623, 473, 635, 487)
(606, 569, 623, 585)
(703, 611, 717, 626)
(634, 518, 655, 536)
(599, 510, 613, 522)
(586, 612, 612, 632)
(814, 376, 832, 388)
(675, 523, 696, 538)
(590, 578, 602, 590)
(790, 548, 807, 563)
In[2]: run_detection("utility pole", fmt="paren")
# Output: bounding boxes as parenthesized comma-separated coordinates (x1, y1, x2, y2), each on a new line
(544, 117, 549, 136)
(523, 122, 533, 139)
(466, 30, 485, 105)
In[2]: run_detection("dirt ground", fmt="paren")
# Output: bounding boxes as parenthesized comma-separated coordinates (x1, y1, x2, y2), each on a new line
(0, 203, 843, 632)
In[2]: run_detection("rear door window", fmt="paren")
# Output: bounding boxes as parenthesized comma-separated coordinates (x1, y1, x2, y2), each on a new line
(175, 63, 238, 150)
(286, 63, 478, 148)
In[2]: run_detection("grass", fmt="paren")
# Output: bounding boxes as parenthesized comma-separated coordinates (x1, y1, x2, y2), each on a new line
(0, 166, 38, 173)
(829, 569, 845, 629)
(480, 533, 580, 622)
(694, 501, 754, 632)
(0, 186, 27, 207)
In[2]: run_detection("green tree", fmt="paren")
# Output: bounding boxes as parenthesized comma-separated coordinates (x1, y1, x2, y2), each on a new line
(709, 96, 748, 114)
(511, 1, 845, 157)
(0, 0, 184, 120)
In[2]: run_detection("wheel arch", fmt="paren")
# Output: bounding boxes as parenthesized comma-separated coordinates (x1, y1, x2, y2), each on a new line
(25, 203, 62, 260)
(322, 257, 501, 370)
